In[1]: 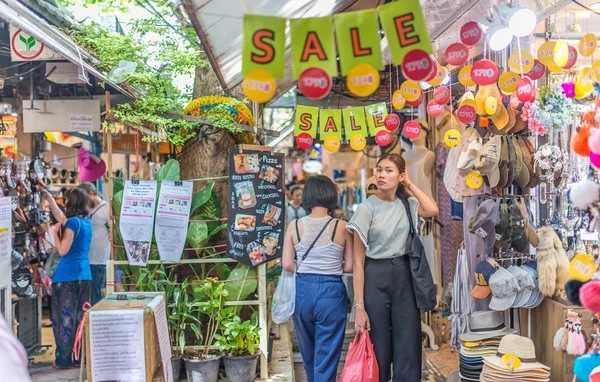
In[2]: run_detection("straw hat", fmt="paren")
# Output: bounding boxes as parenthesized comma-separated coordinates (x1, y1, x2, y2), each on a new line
(483, 334, 550, 372)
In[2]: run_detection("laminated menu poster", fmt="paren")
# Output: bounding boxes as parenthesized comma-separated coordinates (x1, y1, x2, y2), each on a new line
(120, 180, 157, 266)
(227, 148, 285, 266)
(154, 180, 193, 262)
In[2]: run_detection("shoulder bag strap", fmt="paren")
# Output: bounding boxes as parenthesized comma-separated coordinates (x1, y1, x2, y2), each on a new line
(89, 201, 108, 219)
(400, 196, 415, 236)
(300, 217, 334, 262)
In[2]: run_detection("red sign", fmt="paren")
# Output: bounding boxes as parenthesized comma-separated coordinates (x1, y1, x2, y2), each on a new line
(460, 21, 483, 46)
(384, 114, 401, 131)
(427, 100, 444, 117)
(296, 133, 313, 149)
(516, 77, 533, 102)
(471, 60, 499, 85)
(457, 105, 477, 124)
(434, 86, 451, 105)
(564, 46, 578, 70)
(445, 43, 470, 66)
(375, 130, 392, 146)
(406, 92, 424, 107)
(402, 49, 434, 81)
(298, 68, 332, 100)
(403, 120, 421, 139)
(426, 61, 438, 81)
(526, 59, 546, 81)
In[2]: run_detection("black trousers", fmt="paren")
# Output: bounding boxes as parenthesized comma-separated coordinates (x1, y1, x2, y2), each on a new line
(364, 256, 422, 382)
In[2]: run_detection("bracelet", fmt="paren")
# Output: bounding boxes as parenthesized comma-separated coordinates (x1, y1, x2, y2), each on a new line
(354, 301, 364, 309)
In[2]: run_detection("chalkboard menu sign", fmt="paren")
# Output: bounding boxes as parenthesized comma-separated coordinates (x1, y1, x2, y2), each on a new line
(226, 147, 285, 267)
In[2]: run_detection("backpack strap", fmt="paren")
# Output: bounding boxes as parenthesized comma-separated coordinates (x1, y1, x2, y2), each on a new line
(331, 219, 340, 241)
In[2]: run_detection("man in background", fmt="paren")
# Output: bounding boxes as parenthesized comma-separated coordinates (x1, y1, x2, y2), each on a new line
(78, 182, 110, 305)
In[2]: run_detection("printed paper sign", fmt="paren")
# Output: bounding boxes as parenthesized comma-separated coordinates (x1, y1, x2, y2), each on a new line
(120, 181, 157, 266)
(290, 17, 337, 79)
(343, 107, 368, 140)
(0, 198, 11, 262)
(69, 115, 94, 132)
(319, 109, 342, 140)
(242, 15, 286, 78)
(333, 9, 383, 75)
(364, 103, 388, 136)
(294, 105, 319, 138)
(155, 181, 193, 262)
(148, 295, 173, 382)
(227, 148, 285, 267)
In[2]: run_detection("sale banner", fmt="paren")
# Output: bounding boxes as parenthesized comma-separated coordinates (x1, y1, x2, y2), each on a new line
(242, 15, 286, 78)
(319, 109, 343, 140)
(343, 107, 368, 140)
(364, 103, 388, 136)
(294, 105, 319, 138)
(333, 9, 383, 75)
(379, 0, 433, 66)
(290, 17, 337, 79)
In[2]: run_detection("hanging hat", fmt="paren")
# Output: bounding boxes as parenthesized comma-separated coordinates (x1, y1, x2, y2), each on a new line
(78, 147, 106, 183)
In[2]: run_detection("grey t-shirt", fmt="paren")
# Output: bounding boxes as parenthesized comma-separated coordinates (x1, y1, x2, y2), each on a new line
(347, 195, 420, 259)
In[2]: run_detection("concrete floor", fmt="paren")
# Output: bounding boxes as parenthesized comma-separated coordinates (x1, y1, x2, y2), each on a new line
(28, 326, 87, 382)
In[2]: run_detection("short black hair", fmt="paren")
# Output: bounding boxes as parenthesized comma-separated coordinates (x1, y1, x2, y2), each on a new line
(290, 185, 302, 196)
(302, 175, 338, 212)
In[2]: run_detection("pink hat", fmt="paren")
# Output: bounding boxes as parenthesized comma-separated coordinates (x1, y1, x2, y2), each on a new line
(78, 147, 106, 183)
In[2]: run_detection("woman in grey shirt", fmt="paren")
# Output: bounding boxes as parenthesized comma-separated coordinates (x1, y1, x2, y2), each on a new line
(348, 153, 438, 382)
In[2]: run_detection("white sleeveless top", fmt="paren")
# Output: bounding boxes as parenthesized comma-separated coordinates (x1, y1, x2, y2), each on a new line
(294, 216, 344, 276)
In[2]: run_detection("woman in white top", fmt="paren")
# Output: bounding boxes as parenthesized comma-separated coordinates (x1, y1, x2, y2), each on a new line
(282, 175, 353, 382)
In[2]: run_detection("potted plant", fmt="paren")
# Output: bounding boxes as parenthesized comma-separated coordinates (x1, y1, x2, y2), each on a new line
(184, 277, 227, 382)
(215, 314, 261, 382)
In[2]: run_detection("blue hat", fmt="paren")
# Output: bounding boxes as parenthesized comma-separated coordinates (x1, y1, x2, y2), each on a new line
(471, 258, 501, 298)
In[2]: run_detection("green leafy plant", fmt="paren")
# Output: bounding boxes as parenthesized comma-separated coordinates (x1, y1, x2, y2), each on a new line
(214, 315, 261, 356)
(193, 277, 229, 359)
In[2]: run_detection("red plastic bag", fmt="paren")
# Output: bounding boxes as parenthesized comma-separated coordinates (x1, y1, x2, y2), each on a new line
(340, 332, 379, 382)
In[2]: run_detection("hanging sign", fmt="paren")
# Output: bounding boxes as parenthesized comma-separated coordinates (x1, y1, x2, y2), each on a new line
(508, 50, 534, 74)
(406, 91, 424, 107)
(538, 41, 557, 66)
(403, 120, 421, 139)
(576, 67, 595, 95)
(155, 181, 193, 263)
(364, 103, 388, 136)
(579, 33, 597, 57)
(350, 134, 367, 151)
(375, 130, 392, 146)
(445, 43, 470, 66)
(392, 90, 406, 109)
(457, 105, 477, 124)
(429, 66, 448, 87)
(298, 67, 332, 100)
(378, 0, 433, 65)
(554, 41, 569, 68)
(347, 63, 380, 97)
(593, 59, 600, 80)
(227, 148, 285, 267)
(343, 107, 369, 146)
(459, 65, 476, 87)
(334, 9, 383, 75)
(319, 109, 343, 142)
(242, 70, 276, 104)
(120, 181, 158, 267)
(460, 21, 483, 46)
(565, 46, 578, 70)
(384, 114, 401, 131)
(498, 72, 520, 94)
(485, 97, 498, 115)
(9, 25, 62, 61)
(516, 77, 534, 102)
(402, 49, 434, 81)
(434, 86, 451, 105)
(294, 105, 319, 139)
(296, 133, 313, 149)
(290, 17, 338, 79)
(323, 136, 341, 153)
(242, 14, 286, 78)
(400, 80, 421, 101)
(444, 129, 462, 147)
(471, 60, 499, 85)
(427, 100, 444, 117)
(466, 171, 484, 188)
(547, 63, 564, 73)
(569, 254, 598, 282)
(425, 61, 438, 81)
(526, 59, 546, 81)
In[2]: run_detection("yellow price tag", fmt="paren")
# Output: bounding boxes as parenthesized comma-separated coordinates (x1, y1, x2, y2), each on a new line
(428, 66, 448, 87)
(350, 134, 367, 151)
(464, 341, 482, 348)
(466, 172, 483, 189)
(400, 80, 421, 102)
(580, 33, 597, 57)
(347, 64, 380, 97)
(323, 136, 341, 153)
(500, 354, 522, 370)
(485, 96, 498, 115)
(508, 50, 534, 74)
(392, 90, 406, 110)
(554, 41, 569, 68)
(444, 129, 461, 147)
(499, 72, 520, 94)
(243, 70, 276, 104)
(538, 41, 557, 66)
(459, 65, 476, 87)
(569, 254, 598, 282)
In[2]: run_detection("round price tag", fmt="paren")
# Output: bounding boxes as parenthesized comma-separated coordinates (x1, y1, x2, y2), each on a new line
(403, 120, 421, 139)
(580, 33, 597, 57)
(405, 92, 424, 107)
(298, 68, 332, 100)
(538, 41, 557, 66)
(323, 136, 341, 153)
(457, 105, 477, 124)
(460, 21, 483, 46)
(471, 60, 499, 85)
(593, 59, 600, 80)
(460, 98, 476, 108)
(526, 59, 546, 81)
(243, 70, 276, 103)
(466, 171, 484, 188)
(347, 63, 380, 97)
(500, 354, 522, 371)
(564, 46, 578, 70)
(444, 129, 462, 147)
(425, 61, 438, 82)
(547, 62, 564, 73)
(499, 72, 520, 94)
(427, 100, 444, 117)
(577, 67, 596, 95)
(402, 49, 434, 81)
(400, 80, 421, 102)
(392, 90, 406, 110)
(445, 43, 470, 66)
(296, 133, 313, 150)
(350, 134, 367, 151)
(428, 66, 448, 87)
(375, 130, 392, 147)
(384, 114, 401, 131)
(433, 86, 451, 105)
(569, 254, 598, 282)
(459, 65, 476, 87)
(508, 50, 534, 74)
(484, 97, 498, 115)
(464, 341, 482, 348)
(554, 41, 569, 68)
(516, 77, 534, 102)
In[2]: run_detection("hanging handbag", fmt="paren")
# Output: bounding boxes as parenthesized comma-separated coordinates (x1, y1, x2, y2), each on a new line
(401, 196, 437, 312)
(46, 217, 81, 279)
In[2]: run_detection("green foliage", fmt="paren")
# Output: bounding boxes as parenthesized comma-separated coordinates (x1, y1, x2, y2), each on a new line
(195, 277, 228, 358)
(190, 182, 214, 216)
(223, 263, 258, 302)
(214, 315, 261, 356)
(186, 217, 208, 256)
(155, 159, 181, 182)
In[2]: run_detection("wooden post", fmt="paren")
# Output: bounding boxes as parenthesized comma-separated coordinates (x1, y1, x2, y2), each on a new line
(106, 91, 115, 295)
(258, 263, 269, 380)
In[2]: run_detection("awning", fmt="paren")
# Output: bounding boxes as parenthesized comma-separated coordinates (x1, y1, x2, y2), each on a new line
(0, 0, 136, 98)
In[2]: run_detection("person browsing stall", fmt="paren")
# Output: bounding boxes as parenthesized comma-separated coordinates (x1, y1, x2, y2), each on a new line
(286, 185, 307, 226)
(281, 175, 353, 382)
(348, 153, 439, 382)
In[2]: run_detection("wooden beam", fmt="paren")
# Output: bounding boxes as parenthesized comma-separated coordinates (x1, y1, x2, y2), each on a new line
(164, 113, 280, 137)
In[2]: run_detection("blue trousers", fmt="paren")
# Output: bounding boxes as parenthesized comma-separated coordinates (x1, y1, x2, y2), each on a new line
(293, 274, 348, 382)
(90, 264, 106, 306)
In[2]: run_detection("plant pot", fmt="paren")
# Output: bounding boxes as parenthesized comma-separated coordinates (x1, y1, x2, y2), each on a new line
(223, 354, 259, 382)
(184, 356, 221, 382)
(268, 332, 276, 363)
(171, 356, 183, 381)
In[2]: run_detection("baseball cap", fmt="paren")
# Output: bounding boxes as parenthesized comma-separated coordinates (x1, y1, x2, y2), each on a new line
(507, 265, 534, 308)
(505, 136, 516, 187)
(497, 138, 509, 189)
(495, 201, 510, 250)
(512, 136, 531, 188)
(521, 262, 544, 308)
(471, 258, 501, 298)
(508, 199, 528, 252)
(457, 138, 483, 171)
(475, 135, 501, 188)
(489, 267, 521, 311)
(469, 199, 500, 251)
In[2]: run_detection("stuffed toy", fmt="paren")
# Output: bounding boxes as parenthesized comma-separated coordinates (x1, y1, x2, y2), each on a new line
(581, 281, 600, 314)
(536, 227, 570, 297)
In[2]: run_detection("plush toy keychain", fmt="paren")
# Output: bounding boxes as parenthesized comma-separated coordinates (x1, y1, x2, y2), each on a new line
(572, 94, 600, 157)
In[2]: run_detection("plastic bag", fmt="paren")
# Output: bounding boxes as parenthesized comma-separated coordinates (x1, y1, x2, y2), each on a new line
(341, 332, 379, 382)
(271, 267, 296, 324)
